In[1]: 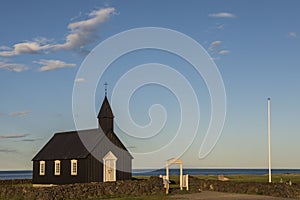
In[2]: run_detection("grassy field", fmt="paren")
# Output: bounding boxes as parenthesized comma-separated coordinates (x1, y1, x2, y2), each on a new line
(134, 173, 300, 183)
(191, 173, 300, 183)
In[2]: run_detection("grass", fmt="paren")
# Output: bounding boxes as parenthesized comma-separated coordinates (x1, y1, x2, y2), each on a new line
(11, 183, 33, 187)
(134, 173, 300, 183)
(111, 196, 170, 200)
(191, 173, 300, 183)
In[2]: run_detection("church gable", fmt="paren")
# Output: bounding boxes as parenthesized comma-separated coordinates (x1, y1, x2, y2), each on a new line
(103, 151, 117, 160)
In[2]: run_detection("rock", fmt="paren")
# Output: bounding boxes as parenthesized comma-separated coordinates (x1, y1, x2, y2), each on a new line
(218, 175, 229, 181)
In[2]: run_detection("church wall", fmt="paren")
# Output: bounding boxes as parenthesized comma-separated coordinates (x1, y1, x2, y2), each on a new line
(32, 159, 88, 184)
(87, 154, 103, 182)
(90, 135, 132, 181)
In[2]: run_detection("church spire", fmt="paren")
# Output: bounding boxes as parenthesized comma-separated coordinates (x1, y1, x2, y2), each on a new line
(104, 82, 108, 97)
(97, 83, 114, 133)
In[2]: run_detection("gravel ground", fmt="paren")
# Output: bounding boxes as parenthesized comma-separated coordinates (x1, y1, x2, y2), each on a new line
(170, 191, 298, 200)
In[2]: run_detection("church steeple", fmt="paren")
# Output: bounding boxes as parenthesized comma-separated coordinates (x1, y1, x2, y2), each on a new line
(97, 83, 114, 133)
(104, 82, 108, 97)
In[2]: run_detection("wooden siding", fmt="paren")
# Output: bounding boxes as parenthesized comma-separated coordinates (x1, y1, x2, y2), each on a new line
(90, 134, 132, 181)
(33, 159, 88, 184)
(33, 155, 131, 184)
(87, 154, 103, 182)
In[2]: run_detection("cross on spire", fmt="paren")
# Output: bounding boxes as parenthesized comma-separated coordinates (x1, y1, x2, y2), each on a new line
(104, 82, 108, 96)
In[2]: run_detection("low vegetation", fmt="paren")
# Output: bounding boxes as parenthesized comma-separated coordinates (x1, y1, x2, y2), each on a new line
(192, 173, 300, 183)
(1, 174, 300, 199)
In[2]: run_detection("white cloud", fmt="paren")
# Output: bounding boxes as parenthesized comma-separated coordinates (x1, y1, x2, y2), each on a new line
(53, 7, 115, 51)
(209, 12, 236, 18)
(33, 37, 54, 44)
(0, 46, 12, 51)
(9, 110, 30, 117)
(216, 23, 225, 30)
(0, 41, 51, 57)
(0, 133, 30, 139)
(289, 32, 297, 38)
(74, 78, 86, 83)
(13, 41, 51, 55)
(0, 51, 15, 57)
(209, 40, 222, 51)
(0, 61, 28, 72)
(218, 50, 231, 55)
(36, 59, 76, 72)
(0, 7, 115, 56)
(208, 41, 231, 57)
(21, 138, 41, 142)
(0, 149, 17, 153)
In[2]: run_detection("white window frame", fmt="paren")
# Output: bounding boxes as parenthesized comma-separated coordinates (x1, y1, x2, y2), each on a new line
(39, 161, 45, 176)
(54, 160, 61, 176)
(71, 159, 78, 176)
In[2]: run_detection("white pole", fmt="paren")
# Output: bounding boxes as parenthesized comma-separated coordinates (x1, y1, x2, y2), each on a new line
(268, 97, 272, 183)
(180, 163, 183, 190)
(166, 162, 169, 180)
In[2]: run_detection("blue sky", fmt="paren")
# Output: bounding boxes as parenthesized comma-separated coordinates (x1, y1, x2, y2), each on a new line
(0, 0, 300, 170)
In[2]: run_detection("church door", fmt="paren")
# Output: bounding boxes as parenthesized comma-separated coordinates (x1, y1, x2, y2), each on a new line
(103, 151, 117, 182)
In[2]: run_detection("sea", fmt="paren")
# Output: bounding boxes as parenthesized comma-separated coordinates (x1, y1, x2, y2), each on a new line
(1, 169, 300, 180)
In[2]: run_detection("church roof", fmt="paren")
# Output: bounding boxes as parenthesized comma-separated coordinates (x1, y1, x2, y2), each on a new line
(32, 129, 92, 161)
(32, 128, 133, 161)
(97, 96, 114, 119)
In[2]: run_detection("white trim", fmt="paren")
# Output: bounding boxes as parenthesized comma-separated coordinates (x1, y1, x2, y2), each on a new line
(103, 151, 117, 182)
(54, 160, 61, 176)
(39, 161, 45, 176)
(103, 151, 117, 160)
(71, 159, 78, 176)
(33, 184, 57, 187)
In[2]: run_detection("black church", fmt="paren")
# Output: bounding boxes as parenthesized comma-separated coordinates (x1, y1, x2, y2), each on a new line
(32, 96, 133, 185)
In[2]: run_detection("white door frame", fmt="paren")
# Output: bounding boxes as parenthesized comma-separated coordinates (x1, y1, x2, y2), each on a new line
(103, 151, 117, 182)
(166, 158, 183, 190)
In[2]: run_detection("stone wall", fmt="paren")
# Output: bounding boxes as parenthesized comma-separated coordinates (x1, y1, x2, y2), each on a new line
(0, 179, 32, 185)
(0, 177, 164, 200)
(177, 176, 300, 198)
(1, 176, 300, 199)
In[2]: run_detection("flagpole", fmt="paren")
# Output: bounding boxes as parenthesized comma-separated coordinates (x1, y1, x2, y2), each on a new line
(268, 97, 271, 183)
